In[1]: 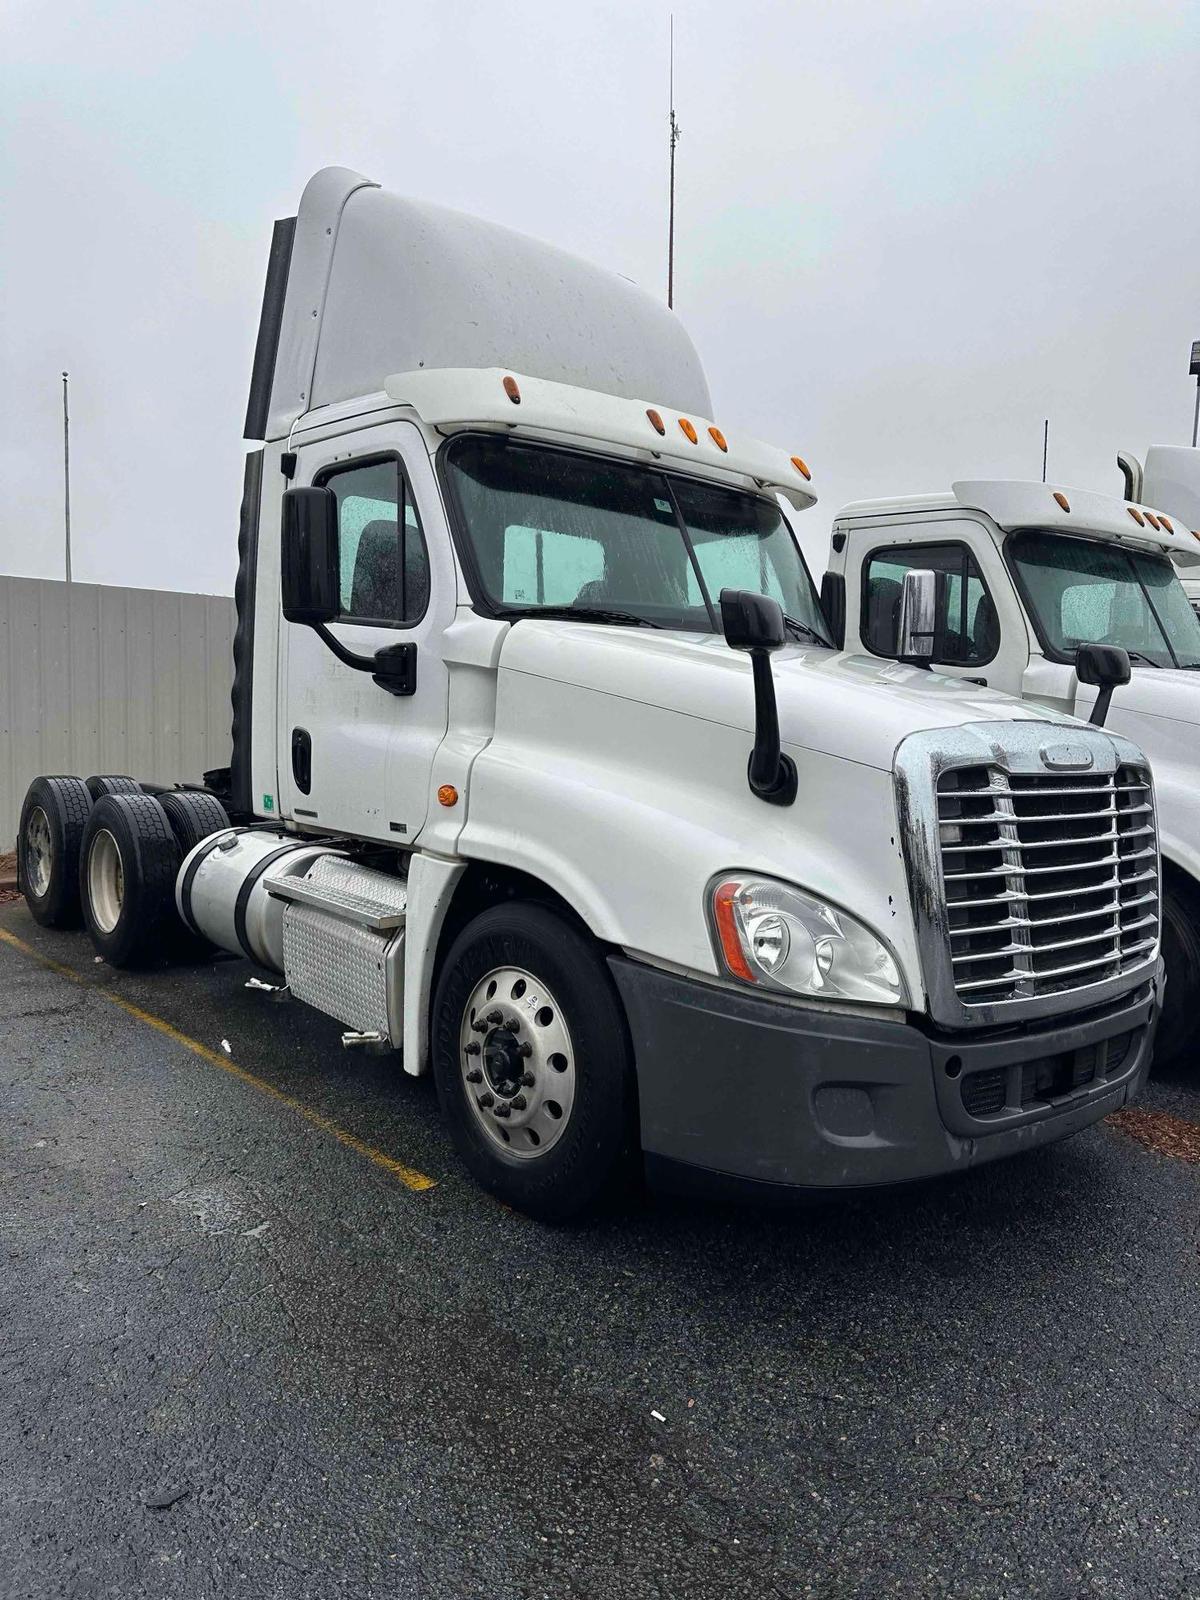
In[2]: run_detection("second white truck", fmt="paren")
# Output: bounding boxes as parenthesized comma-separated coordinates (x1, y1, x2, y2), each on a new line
(825, 478, 1199, 1064)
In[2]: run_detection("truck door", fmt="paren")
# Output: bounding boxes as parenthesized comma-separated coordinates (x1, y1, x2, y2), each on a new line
(279, 421, 452, 844)
(842, 518, 1028, 695)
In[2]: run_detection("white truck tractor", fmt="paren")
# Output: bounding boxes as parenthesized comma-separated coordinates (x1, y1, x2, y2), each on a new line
(17, 169, 1165, 1217)
(1118, 444, 1200, 618)
(824, 477, 1199, 1066)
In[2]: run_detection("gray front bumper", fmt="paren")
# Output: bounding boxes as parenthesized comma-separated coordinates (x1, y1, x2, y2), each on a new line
(610, 957, 1162, 1197)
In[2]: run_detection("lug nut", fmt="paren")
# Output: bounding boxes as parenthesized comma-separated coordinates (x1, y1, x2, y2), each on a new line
(518, 1042, 533, 1058)
(521, 1072, 535, 1087)
(486, 1008, 504, 1025)
(510, 1095, 527, 1111)
(493, 1103, 511, 1119)
(466, 1068, 483, 1083)
(465, 1041, 481, 1055)
(472, 1017, 489, 1033)
(478, 1092, 494, 1108)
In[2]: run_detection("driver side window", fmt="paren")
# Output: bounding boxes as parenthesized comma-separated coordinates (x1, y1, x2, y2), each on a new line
(863, 542, 998, 666)
(317, 456, 430, 626)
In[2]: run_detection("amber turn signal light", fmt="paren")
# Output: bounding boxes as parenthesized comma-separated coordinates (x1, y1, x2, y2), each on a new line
(708, 425, 728, 451)
(1128, 508, 1145, 526)
(1144, 512, 1161, 530)
(712, 880, 755, 983)
(1053, 492, 1070, 512)
(679, 418, 698, 443)
(646, 408, 665, 435)
(502, 376, 521, 404)
(1160, 514, 1175, 533)
(791, 456, 811, 480)
(437, 784, 459, 808)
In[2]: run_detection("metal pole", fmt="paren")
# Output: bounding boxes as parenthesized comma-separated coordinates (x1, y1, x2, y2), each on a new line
(668, 15, 679, 309)
(1192, 377, 1199, 449)
(62, 371, 72, 583)
(1042, 418, 1049, 483)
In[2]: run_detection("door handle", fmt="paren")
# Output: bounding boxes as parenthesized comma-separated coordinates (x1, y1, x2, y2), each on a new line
(291, 727, 312, 794)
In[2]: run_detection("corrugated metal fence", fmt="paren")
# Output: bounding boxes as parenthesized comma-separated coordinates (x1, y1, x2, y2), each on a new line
(0, 576, 235, 846)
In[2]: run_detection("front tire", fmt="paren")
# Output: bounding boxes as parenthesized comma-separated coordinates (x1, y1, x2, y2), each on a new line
(1158, 876, 1200, 1069)
(431, 903, 637, 1220)
(18, 776, 93, 927)
(79, 794, 182, 967)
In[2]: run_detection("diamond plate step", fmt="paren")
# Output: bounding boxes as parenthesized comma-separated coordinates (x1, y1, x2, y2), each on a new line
(266, 856, 408, 933)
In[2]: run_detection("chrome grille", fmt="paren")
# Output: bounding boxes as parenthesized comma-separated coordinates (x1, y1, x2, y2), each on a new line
(936, 764, 1159, 1006)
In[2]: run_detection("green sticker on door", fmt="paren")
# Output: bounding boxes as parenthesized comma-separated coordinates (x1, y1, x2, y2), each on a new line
(263, 794, 274, 812)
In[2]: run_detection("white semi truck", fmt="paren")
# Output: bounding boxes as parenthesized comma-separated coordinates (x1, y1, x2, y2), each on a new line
(17, 169, 1165, 1217)
(1117, 445, 1200, 617)
(824, 478, 1199, 1065)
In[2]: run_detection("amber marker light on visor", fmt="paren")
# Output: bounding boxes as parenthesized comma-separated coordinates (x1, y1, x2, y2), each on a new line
(646, 408, 665, 435)
(1053, 492, 1071, 512)
(679, 418, 698, 443)
(791, 456, 811, 481)
(1128, 507, 1145, 526)
(502, 375, 521, 404)
(1145, 512, 1161, 530)
(712, 880, 756, 983)
(708, 425, 728, 451)
(1160, 514, 1175, 533)
(437, 784, 459, 808)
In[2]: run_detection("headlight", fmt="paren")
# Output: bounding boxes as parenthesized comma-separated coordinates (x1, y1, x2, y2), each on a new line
(709, 874, 908, 1007)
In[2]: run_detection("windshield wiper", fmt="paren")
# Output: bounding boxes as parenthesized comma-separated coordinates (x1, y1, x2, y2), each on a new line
(1123, 650, 1163, 668)
(783, 614, 832, 648)
(494, 604, 662, 630)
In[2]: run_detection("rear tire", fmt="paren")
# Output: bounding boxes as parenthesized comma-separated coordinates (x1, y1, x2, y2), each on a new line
(79, 794, 182, 967)
(85, 775, 141, 801)
(157, 790, 231, 855)
(17, 776, 93, 928)
(1157, 876, 1200, 1069)
(431, 903, 637, 1220)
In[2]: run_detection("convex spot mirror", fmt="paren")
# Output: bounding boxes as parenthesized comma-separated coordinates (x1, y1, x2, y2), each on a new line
(719, 588, 787, 652)
(281, 487, 339, 625)
(1075, 642, 1131, 728)
(897, 568, 939, 663)
(1075, 642, 1132, 690)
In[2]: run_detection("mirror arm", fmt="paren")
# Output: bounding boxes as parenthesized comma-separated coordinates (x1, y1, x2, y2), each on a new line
(312, 622, 377, 673)
(748, 649, 798, 806)
(1088, 685, 1114, 728)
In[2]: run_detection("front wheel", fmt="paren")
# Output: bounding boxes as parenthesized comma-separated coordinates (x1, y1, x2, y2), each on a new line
(1158, 877, 1200, 1069)
(431, 903, 637, 1220)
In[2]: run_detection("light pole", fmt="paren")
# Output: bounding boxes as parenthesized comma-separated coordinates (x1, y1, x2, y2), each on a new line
(62, 371, 72, 583)
(1190, 340, 1200, 449)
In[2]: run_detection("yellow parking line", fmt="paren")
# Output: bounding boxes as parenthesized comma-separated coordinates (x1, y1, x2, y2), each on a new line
(0, 926, 437, 1193)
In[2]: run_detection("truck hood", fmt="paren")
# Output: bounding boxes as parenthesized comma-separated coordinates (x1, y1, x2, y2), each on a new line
(499, 623, 1070, 772)
(1104, 668, 1200, 728)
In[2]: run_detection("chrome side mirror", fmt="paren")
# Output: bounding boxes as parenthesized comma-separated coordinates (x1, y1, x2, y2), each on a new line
(897, 568, 938, 666)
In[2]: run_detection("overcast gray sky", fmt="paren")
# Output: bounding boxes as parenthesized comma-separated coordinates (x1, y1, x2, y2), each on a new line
(3, 0, 1197, 592)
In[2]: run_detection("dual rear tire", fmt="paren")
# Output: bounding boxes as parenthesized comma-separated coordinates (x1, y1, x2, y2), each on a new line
(18, 777, 230, 966)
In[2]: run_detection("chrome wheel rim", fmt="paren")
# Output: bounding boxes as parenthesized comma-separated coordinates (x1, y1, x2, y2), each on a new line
(24, 806, 52, 898)
(87, 829, 125, 934)
(459, 966, 576, 1159)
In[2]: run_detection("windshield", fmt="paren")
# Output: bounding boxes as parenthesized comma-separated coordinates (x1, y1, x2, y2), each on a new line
(442, 435, 830, 641)
(1008, 530, 1200, 669)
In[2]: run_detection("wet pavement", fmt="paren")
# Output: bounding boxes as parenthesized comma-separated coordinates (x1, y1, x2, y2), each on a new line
(2, 900, 1199, 1599)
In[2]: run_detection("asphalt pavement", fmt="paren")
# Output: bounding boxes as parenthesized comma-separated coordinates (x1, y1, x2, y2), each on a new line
(2, 899, 1200, 1600)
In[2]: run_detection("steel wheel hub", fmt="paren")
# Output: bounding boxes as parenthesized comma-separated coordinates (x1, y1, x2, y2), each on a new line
(25, 806, 52, 898)
(87, 828, 125, 934)
(459, 966, 576, 1159)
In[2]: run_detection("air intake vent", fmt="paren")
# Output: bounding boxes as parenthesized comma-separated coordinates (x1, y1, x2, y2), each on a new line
(936, 764, 1159, 1006)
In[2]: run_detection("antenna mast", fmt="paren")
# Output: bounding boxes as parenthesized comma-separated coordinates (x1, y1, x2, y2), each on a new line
(668, 15, 680, 308)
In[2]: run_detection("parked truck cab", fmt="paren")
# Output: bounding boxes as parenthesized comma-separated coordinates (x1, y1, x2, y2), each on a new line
(19, 171, 1165, 1216)
(826, 479, 1199, 1064)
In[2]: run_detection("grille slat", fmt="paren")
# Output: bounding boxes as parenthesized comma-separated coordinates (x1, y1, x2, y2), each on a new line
(936, 763, 1159, 1006)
